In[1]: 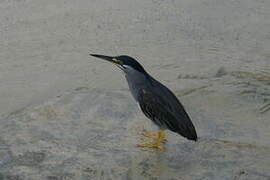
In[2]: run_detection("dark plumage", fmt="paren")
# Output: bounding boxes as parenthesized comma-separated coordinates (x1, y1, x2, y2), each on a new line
(137, 82, 197, 141)
(91, 54, 197, 143)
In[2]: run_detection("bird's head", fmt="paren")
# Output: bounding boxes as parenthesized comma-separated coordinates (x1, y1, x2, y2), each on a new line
(90, 54, 146, 74)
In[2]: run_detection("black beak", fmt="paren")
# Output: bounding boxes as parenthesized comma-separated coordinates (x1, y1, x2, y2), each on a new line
(90, 54, 115, 62)
(90, 54, 124, 70)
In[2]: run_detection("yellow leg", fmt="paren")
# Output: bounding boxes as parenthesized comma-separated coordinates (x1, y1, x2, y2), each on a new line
(142, 130, 167, 143)
(137, 130, 167, 150)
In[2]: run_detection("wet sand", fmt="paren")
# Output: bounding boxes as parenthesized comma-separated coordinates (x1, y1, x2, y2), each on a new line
(0, 0, 270, 179)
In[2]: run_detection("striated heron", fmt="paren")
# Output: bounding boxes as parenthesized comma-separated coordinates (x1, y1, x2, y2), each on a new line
(90, 54, 197, 150)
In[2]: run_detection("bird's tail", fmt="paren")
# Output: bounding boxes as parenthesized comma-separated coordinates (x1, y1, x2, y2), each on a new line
(186, 125, 198, 141)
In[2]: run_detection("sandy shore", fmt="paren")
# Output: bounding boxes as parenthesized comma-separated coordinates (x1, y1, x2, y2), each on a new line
(0, 0, 270, 179)
(1, 0, 269, 116)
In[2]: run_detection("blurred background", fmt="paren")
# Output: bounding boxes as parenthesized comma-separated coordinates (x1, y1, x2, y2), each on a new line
(1, 0, 269, 116)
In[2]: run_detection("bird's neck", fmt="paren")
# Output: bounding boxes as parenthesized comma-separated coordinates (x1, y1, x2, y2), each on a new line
(125, 71, 151, 101)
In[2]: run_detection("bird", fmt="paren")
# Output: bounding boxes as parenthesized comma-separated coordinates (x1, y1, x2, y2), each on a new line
(90, 54, 197, 150)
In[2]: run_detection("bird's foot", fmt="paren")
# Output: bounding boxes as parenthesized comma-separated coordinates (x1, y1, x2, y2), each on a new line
(142, 130, 167, 143)
(137, 142, 165, 151)
(137, 130, 167, 150)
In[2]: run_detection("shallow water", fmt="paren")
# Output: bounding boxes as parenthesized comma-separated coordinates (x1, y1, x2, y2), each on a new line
(0, 85, 269, 179)
(0, 0, 270, 179)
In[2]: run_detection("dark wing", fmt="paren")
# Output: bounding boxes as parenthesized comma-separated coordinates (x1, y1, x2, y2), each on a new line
(138, 89, 197, 141)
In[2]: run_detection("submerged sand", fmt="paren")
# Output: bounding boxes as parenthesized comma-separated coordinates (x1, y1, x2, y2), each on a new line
(0, 0, 269, 179)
